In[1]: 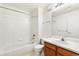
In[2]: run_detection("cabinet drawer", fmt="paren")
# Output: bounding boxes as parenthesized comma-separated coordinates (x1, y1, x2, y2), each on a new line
(57, 47, 79, 56)
(44, 42, 56, 51)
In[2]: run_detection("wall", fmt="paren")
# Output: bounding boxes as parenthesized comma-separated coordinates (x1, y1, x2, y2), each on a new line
(52, 9, 79, 38)
(42, 12, 52, 37)
(30, 9, 38, 43)
(40, 6, 52, 38)
(0, 7, 31, 48)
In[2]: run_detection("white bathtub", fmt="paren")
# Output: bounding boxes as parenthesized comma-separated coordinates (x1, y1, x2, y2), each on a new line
(0, 42, 35, 56)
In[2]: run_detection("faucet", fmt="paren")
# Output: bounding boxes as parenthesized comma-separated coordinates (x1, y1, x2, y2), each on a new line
(61, 37, 64, 41)
(57, 29, 71, 41)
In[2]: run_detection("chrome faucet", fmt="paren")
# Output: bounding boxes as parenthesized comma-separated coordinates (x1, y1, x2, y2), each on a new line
(61, 37, 64, 41)
(57, 29, 71, 38)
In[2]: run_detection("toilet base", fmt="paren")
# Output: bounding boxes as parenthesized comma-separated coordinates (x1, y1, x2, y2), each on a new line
(34, 44, 44, 56)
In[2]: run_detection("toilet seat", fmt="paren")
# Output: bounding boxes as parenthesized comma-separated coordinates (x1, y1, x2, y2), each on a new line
(35, 45, 44, 49)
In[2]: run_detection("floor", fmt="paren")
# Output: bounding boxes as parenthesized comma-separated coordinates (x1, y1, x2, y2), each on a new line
(25, 50, 44, 56)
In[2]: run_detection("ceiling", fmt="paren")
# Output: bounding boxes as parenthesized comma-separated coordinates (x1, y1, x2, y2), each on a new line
(1, 3, 49, 12)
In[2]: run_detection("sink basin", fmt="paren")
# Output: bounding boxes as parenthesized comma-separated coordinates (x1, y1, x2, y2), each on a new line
(65, 40, 79, 45)
(50, 38, 69, 45)
(59, 41, 68, 44)
(48, 37, 79, 45)
(63, 37, 79, 45)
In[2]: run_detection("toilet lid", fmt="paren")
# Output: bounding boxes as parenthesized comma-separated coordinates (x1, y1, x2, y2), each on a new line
(35, 45, 44, 49)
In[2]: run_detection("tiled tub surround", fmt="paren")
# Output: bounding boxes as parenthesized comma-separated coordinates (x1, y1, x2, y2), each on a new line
(43, 36, 79, 55)
(0, 43, 35, 56)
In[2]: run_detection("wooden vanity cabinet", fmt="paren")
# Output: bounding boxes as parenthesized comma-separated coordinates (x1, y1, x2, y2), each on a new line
(57, 53, 62, 56)
(44, 42, 56, 56)
(57, 47, 79, 56)
(44, 42, 79, 56)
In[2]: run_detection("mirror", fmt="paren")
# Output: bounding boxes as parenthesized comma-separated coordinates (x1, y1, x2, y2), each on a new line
(51, 3, 79, 39)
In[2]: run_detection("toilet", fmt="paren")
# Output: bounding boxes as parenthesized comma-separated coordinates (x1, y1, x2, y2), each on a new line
(35, 44, 44, 56)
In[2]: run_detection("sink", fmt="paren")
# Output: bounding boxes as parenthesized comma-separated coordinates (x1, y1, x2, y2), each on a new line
(59, 41, 68, 44)
(65, 40, 79, 45)
(48, 37, 79, 45)
(63, 37, 79, 45)
(50, 38, 69, 45)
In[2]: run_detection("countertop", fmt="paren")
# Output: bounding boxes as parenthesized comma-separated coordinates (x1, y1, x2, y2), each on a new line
(43, 37, 79, 54)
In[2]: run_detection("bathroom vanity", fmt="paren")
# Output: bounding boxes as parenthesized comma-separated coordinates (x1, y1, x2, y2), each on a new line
(44, 42, 79, 56)
(43, 37, 79, 56)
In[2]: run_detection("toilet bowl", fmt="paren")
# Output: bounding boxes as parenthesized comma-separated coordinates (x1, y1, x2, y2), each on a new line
(35, 44, 44, 56)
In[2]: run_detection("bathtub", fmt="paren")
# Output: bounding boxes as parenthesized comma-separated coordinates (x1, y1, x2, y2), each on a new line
(0, 42, 35, 56)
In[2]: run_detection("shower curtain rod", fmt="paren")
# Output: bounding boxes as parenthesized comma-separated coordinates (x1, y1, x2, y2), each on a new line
(0, 5, 30, 15)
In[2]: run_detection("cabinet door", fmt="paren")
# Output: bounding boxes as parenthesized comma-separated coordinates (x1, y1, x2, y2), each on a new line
(44, 46, 50, 56)
(50, 49, 56, 56)
(44, 42, 56, 56)
(57, 53, 63, 56)
(44, 46, 47, 56)
(57, 47, 79, 56)
(44, 46, 56, 56)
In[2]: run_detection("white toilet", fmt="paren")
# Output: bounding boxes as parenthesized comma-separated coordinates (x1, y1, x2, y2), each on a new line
(35, 44, 44, 56)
